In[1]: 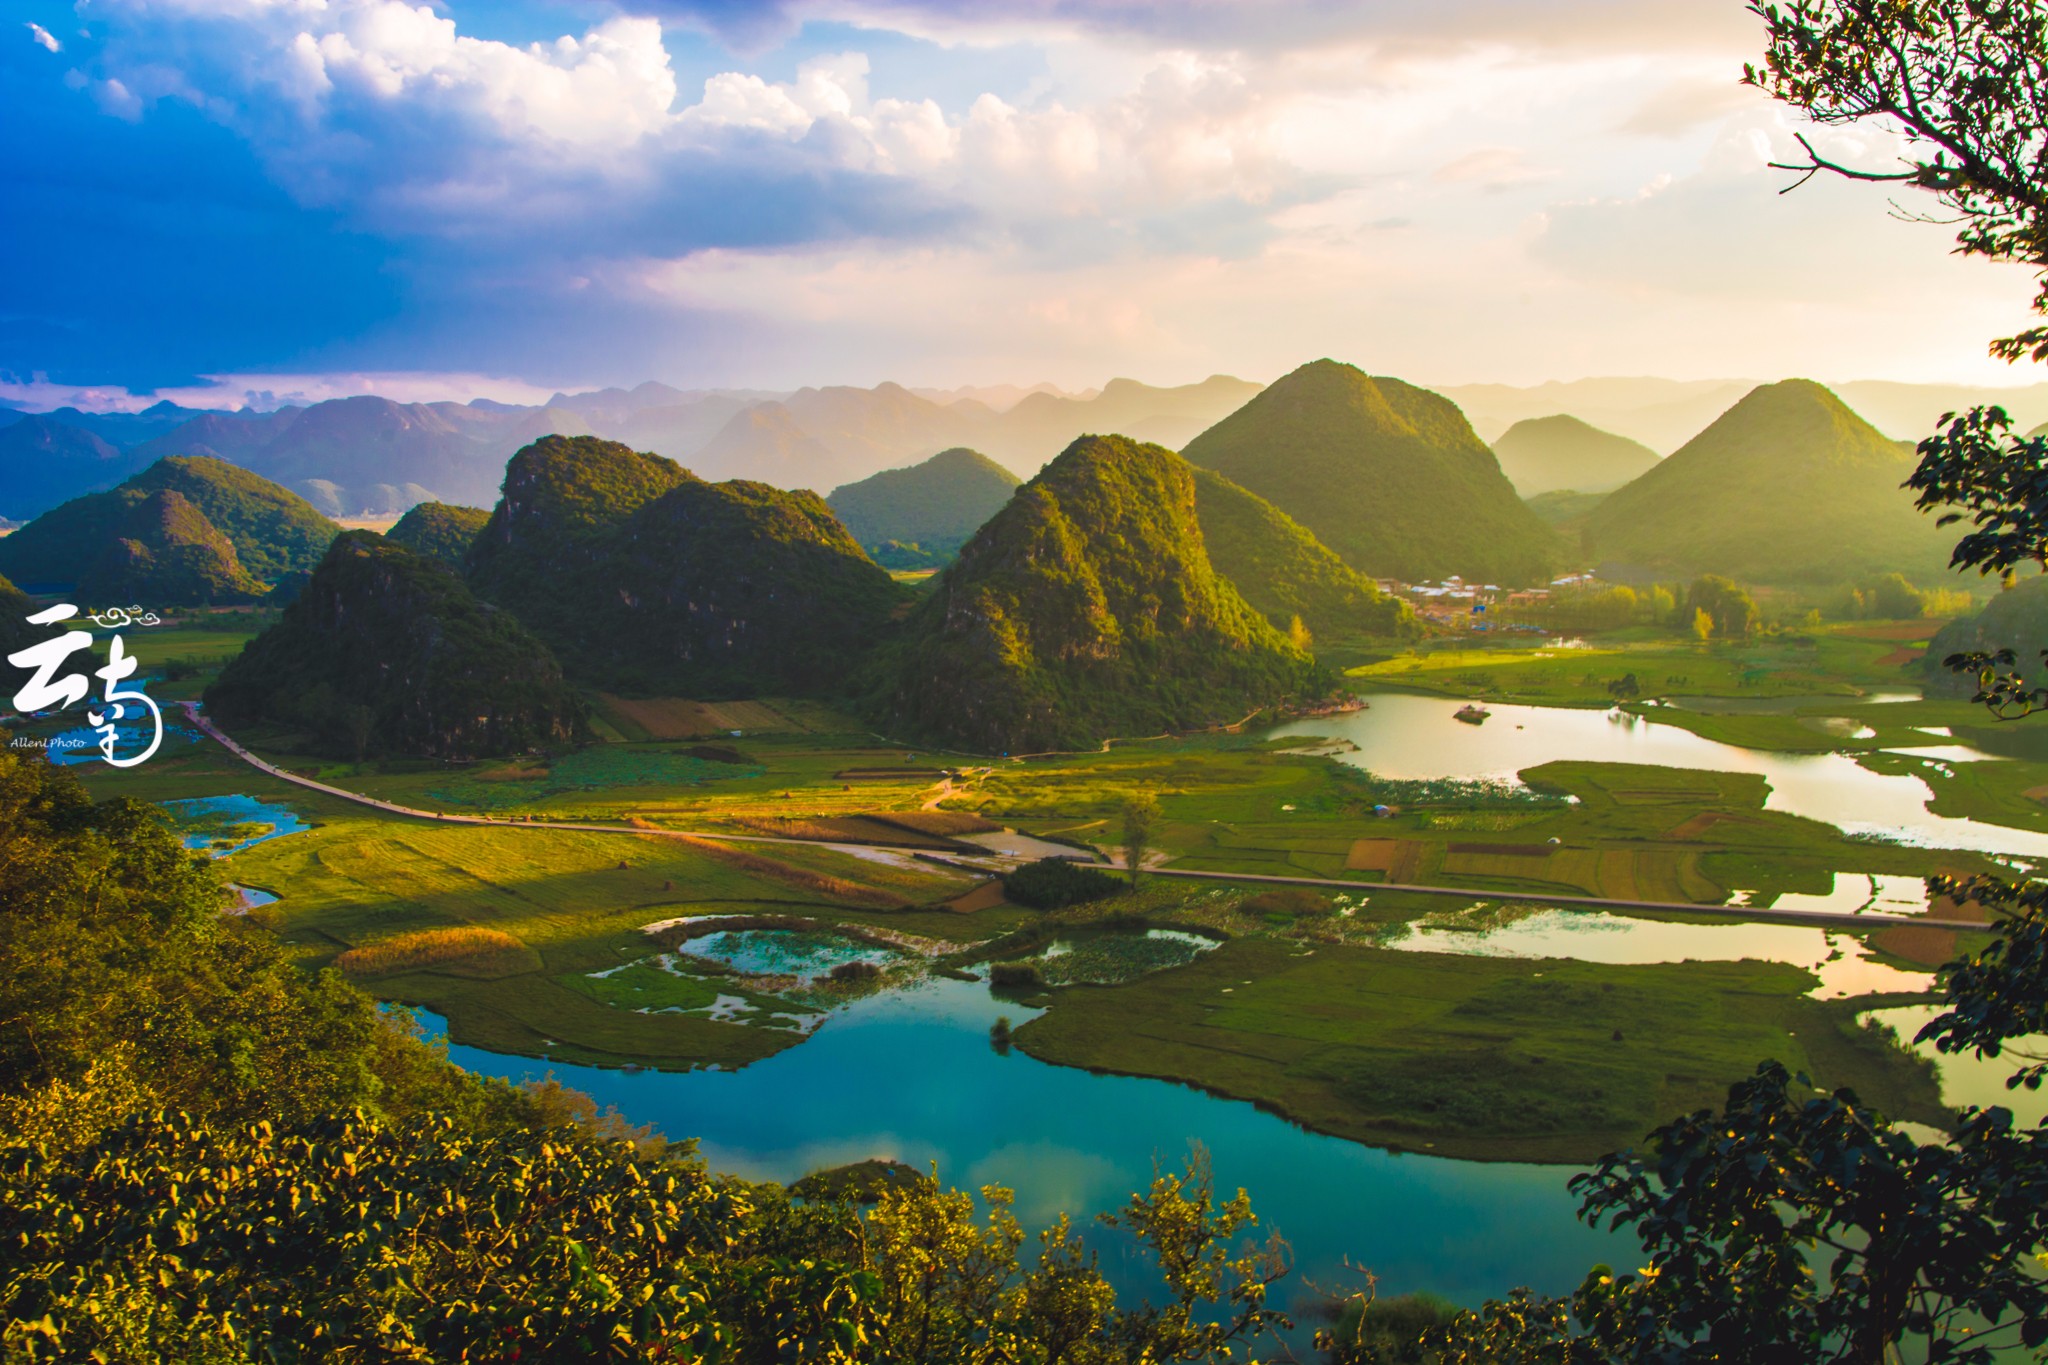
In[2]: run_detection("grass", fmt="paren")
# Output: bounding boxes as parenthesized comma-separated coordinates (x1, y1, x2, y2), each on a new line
(1346, 626, 1922, 711)
(560, 961, 731, 1013)
(1013, 935, 1949, 1163)
(44, 629, 2017, 1161)
(332, 926, 538, 979)
(212, 809, 984, 1069)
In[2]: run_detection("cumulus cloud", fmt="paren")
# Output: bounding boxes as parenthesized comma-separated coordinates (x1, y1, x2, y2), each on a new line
(19, 0, 2027, 392)
(25, 22, 60, 53)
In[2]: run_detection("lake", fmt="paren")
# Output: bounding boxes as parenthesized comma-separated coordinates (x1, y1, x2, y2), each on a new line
(360, 690, 2048, 1321)
(420, 977, 1625, 1319)
(1268, 693, 2048, 857)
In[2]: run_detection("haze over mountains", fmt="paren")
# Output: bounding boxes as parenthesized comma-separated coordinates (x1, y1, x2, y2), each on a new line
(8, 356, 1997, 756)
(0, 375, 1264, 524)
(1491, 416, 1661, 498)
(1445, 377, 2048, 452)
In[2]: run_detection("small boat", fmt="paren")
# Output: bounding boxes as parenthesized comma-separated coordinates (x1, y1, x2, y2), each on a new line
(1454, 704, 1490, 725)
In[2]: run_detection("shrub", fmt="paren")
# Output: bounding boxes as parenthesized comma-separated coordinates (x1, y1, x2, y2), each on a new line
(1243, 888, 1332, 918)
(332, 927, 533, 979)
(988, 962, 1044, 989)
(1001, 858, 1121, 910)
(830, 960, 882, 982)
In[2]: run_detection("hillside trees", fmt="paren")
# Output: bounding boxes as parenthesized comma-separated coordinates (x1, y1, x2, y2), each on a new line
(0, 751, 1301, 1359)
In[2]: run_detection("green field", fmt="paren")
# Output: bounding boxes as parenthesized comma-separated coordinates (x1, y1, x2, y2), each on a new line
(1012, 935, 1947, 1163)
(34, 606, 2020, 1162)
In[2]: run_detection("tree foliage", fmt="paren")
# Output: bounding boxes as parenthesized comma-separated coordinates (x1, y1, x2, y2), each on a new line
(208, 532, 588, 759)
(1417, 9, 2048, 1361)
(874, 435, 1326, 753)
(0, 750, 1303, 1361)
(1746, 0, 2048, 364)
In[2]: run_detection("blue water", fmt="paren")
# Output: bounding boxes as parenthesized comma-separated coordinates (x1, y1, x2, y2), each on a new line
(159, 794, 311, 857)
(419, 975, 1624, 1317)
(683, 928, 899, 976)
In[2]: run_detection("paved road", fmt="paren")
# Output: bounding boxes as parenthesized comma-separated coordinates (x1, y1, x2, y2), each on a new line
(1139, 866, 1989, 933)
(177, 702, 938, 856)
(181, 702, 1990, 935)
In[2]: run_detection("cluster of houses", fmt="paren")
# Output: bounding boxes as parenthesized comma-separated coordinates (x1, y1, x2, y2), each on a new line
(1377, 573, 1601, 631)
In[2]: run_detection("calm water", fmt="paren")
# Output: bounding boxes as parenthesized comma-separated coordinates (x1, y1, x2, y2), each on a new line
(420, 978, 1624, 1315)
(162, 793, 311, 857)
(1268, 693, 2048, 857)
(1383, 907, 1936, 1000)
(388, 690, 2048, 1314)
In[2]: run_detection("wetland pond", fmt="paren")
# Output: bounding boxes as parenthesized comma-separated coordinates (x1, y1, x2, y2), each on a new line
(1268, 692, 2048, 857)
(161, 794, 309, 857)
(418, 976, 1625, 1318)
(397, 691, 2048, 1318)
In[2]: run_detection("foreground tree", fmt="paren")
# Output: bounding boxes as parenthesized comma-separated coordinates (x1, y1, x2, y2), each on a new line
(1401, 5, 2048, 1360)
(1120, 792, 1161, 888)
(0, 749, 1301, 1361)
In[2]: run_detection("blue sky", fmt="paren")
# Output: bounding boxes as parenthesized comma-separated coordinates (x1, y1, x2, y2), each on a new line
(3, 0, 2035, 409)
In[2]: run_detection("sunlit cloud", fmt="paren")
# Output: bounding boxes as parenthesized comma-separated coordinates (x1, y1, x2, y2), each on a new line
(1, 0, 2033, 395)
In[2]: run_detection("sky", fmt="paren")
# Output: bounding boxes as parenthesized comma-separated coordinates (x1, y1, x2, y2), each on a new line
(4, 0, 2042, 410)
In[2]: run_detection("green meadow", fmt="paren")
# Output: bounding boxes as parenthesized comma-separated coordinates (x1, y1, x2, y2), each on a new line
(37, 605, 2028, 1161)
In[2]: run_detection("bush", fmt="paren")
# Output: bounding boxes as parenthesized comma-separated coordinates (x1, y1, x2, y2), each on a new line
(1243, 888, 1331, 918)
(988, 962, 1044, 989)
(1001, 858, 1121, 910)
(829, 960, 882, 982)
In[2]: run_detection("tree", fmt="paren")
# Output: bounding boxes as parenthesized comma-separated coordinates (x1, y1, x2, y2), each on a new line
(1687, 575, 1757, 638)
(1422, 7, 2048, 1360)
(1691, 607, 1714, 644)
(1745, 0, 2048, 365)
(1120, 792, 1160, 888)
(1866, 572, 1927, 620)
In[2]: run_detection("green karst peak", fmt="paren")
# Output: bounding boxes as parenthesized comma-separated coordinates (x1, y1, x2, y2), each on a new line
(873, 433, 1327, 752)
(1181, 359, 1561, 584)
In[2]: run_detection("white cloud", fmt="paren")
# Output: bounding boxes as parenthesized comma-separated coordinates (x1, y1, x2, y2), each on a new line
(25, 22, 60, 53)
(45, 0, 2045, 390)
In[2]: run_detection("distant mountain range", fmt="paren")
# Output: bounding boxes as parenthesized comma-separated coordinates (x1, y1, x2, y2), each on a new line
(1444, 377, 2048, 452)
(0, 375, 1262, 524)
(1491, 415, 1661, 497)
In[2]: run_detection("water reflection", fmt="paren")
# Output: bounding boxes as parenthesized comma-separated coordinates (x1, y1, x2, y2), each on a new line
(412, 980, 1625, 1314)
(1268, 694, 2048, 856)
(1863, 1004, 2048, 1131)
(1382, 907, 1936, 1000)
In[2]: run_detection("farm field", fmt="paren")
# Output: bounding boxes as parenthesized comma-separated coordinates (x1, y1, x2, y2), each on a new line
(36, 608, 2025, 1162)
